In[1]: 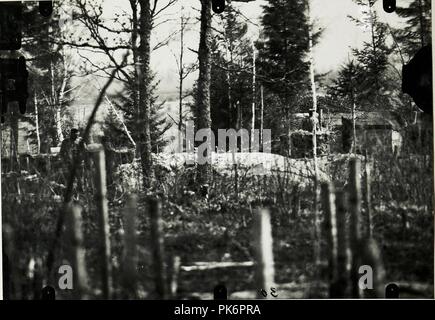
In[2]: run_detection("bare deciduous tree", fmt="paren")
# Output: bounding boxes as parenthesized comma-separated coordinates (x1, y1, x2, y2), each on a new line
(171, 10, 197, 152)
(61, 0, 177, 189)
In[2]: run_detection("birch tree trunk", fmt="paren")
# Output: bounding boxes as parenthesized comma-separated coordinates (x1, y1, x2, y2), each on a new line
(104, 94, 136, 148)
(34, 92, 41, 154)
(56, 56, 69, 143)
(178, 14, 186, 152)
(226, 45, 233, 129)
(251, 41, 256, 151)
(50, 61, 63, 145)
(306, 0, 321, 274)
(260, 85, 264, 147)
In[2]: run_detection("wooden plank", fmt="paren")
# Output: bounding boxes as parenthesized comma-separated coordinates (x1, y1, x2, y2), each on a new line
(180, 261, 254, 272)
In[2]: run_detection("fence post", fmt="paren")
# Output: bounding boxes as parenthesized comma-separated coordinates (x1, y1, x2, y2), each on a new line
(360, 238, 386, 298)
(334, 191, 348, 298)
(3, 252, 11, 300)
(253, 208, 275, 299)
(231, 151, 239, 199)
(93, 147, 112, 299)
(149, 197, 168, 299)
(234, 163, 239, 198)
(168, 255, 181, 298)
(32, 257, 43, 300)
(3, 224, 15, 300)
(66, 204, 89, 299)
(364, 153, 373, 238)
(349, 158, 362, 298)
(122, 194, 138, 299)
(291, 185, 300, 219)
(321, 182, 338, 298)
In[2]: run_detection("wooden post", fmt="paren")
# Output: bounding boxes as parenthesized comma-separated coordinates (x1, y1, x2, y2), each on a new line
(149, 197, 168, 299)
(253, 208, 275, 299)
(122, 194, 138, 298)
(93, 147, 112, 299)
(335, 191, 348, 298)
(66, 204, 89, 299)
(349, 158, 362, 298)
(32, 257, 43, 300)
(291, 185, 300, 219)
(364, 153, 373, 238)
(351, 102, 357, 154)
(2, 224, 16, 299)
(168, 256, 181, 298)
(321, 182, 338, 298)
(2, 251, 11, 300)
(26, 141, 30, 172)
(319, 108, 323, 130)
(360, 238, 386, 298)
(232, 151, 238, 199)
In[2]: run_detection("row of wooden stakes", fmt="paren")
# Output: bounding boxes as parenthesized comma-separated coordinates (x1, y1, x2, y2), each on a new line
(321, 158, 386, 298)
(62, 150, 386, 299)
(3, 147, 387, 299)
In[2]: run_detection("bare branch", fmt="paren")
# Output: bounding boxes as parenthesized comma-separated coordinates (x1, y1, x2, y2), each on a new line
(151, 0, 177, 20)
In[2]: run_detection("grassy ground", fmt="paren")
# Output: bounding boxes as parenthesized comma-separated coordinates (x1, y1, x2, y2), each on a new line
(2, 152, 433, 299)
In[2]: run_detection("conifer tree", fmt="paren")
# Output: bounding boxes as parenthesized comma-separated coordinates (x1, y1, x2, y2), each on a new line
(256, 0, 315, 136)
(106, 75, 171, 154)
(350, 0, 392, 110)
(210, 0, 252, 133)
(395, 0, 431, 59)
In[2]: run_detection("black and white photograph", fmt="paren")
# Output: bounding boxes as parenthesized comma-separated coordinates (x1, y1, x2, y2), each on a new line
(0, 0, 433, 300)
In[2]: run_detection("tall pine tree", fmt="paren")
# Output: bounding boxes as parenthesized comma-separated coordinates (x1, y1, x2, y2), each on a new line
(350, 0, 393, 110)
(395, 0, 431, 60)
(210, 0, 252, 133)
(256, 0, 316, 137)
